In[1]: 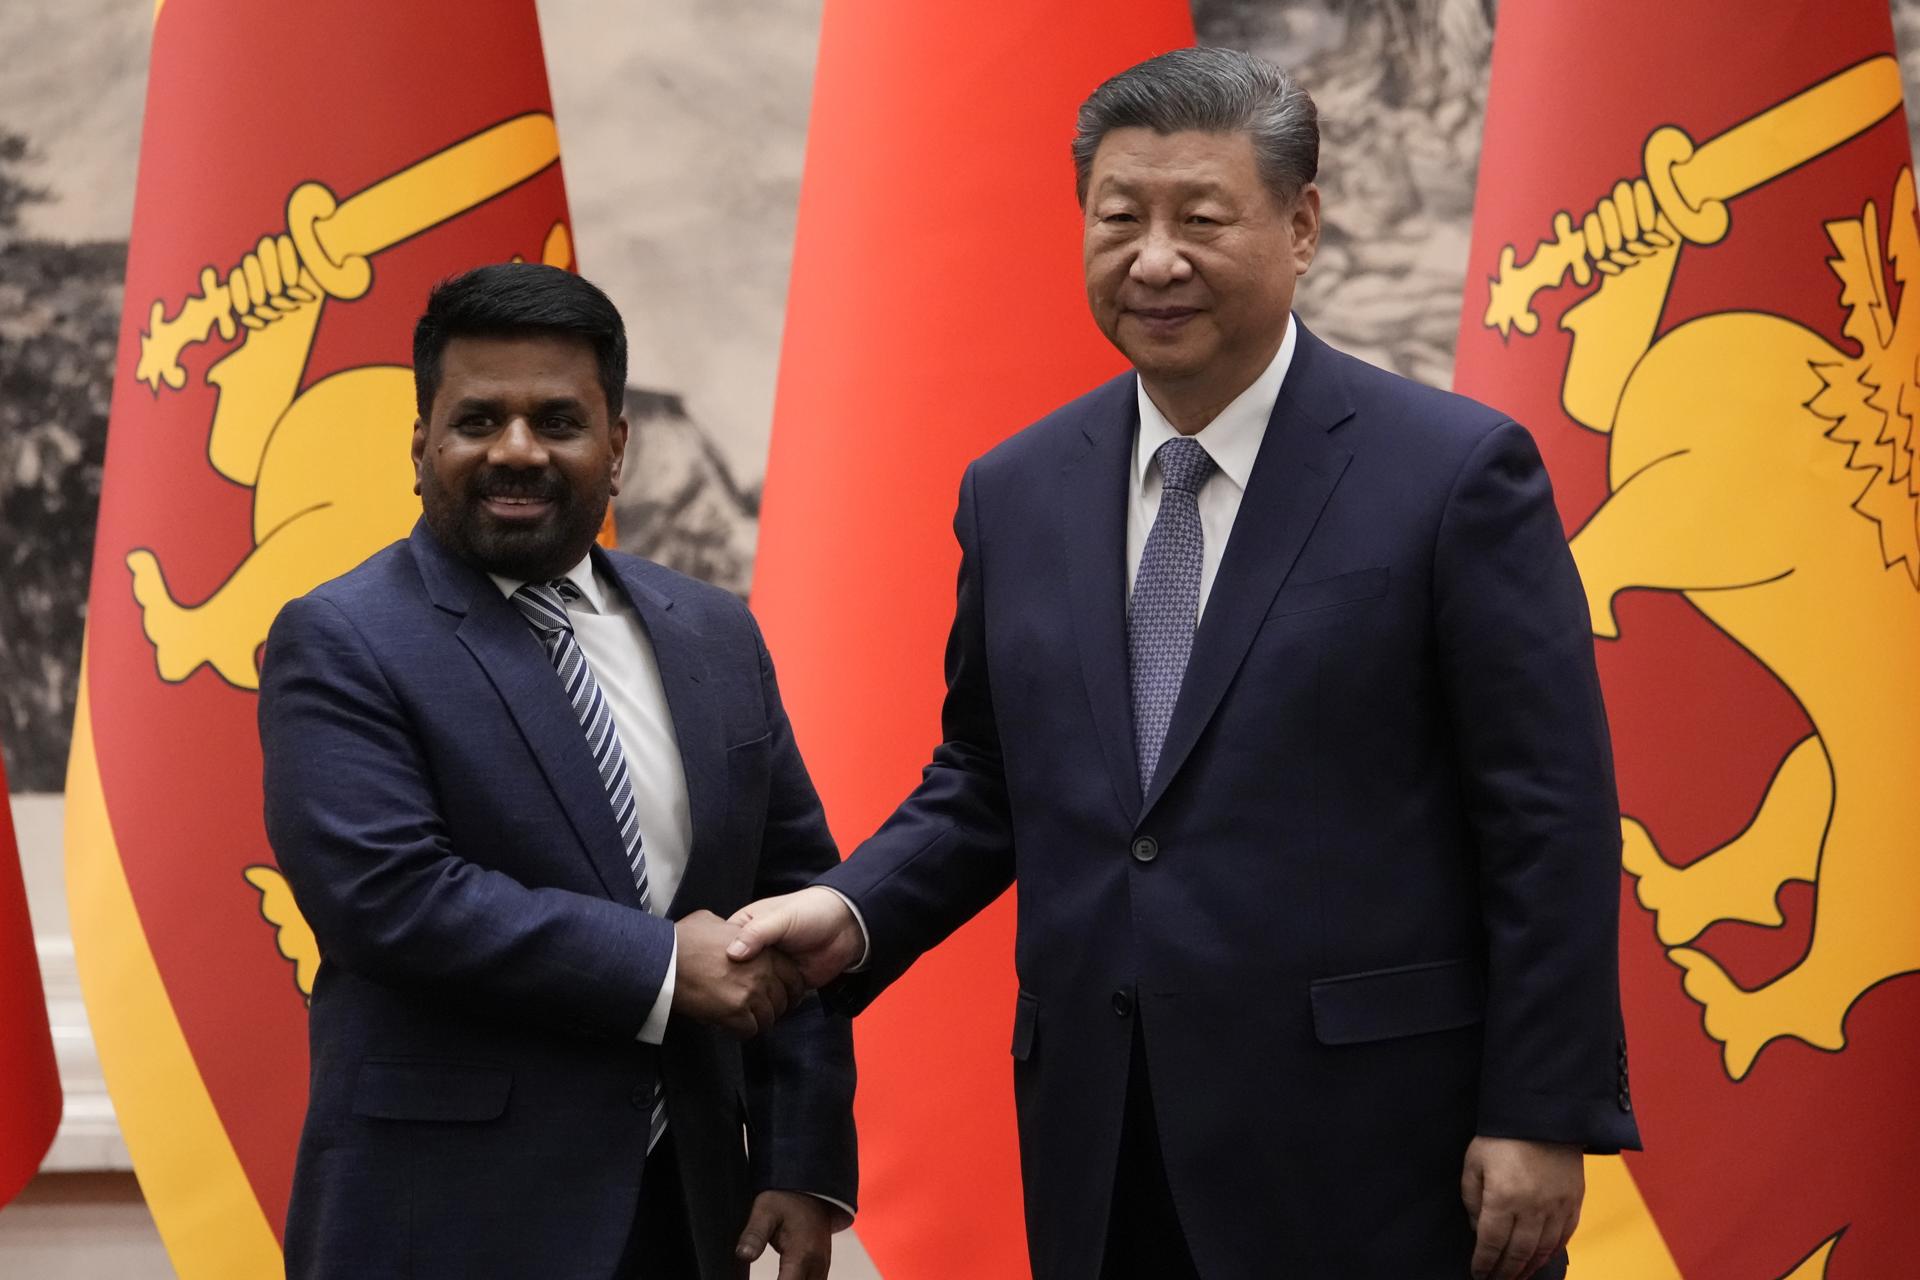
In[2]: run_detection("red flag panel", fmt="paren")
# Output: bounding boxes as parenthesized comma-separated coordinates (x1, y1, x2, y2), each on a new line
(755, 2, 1193, 1275)
(0, 750, 60, 1208)
(79, 0, 573, 1248)
(1457, 4, 1920, 1276)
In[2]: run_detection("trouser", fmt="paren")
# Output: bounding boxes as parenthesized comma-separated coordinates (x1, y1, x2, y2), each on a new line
(616, 1131, 701, 1279)
(1100, 1022, 1202, 1280)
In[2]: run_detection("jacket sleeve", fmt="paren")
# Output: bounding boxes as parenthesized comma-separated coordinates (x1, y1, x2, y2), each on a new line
(738, 607, 860, 1215)
(817, 461, 1017, 1013)
(259, 593, 674, 1042)
(1432, 420, 1640, 1153)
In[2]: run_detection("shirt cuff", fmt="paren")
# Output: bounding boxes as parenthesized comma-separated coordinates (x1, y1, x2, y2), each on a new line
(808, 1193, 856, 1230)
(636, 935, 676, 1044)
(819, 887, 872, 973)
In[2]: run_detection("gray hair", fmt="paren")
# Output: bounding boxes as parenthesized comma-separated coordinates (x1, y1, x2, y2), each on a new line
(1072, 47, 1319, 207)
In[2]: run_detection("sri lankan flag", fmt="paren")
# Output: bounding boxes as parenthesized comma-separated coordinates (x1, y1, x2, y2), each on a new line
(1454, 2, 1920, 1276)
(752, 1, 1193, 1274)
(66, 2, 574, 1271)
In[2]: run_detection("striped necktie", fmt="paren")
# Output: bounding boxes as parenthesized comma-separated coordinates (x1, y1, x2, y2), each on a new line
(512, 578, 667, 1151)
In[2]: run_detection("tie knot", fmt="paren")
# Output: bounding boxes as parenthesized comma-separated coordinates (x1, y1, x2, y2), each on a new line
(1155, 437, 1216, 495)
(511, 579, 580, 633)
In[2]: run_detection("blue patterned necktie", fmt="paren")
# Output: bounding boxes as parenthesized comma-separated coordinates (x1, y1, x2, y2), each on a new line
(1129, 437, 1217, 792)
(512, 578, 667, 1150)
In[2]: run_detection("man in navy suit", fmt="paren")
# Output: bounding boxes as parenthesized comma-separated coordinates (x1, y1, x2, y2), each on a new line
(729, 49, 1638, 1280)
(260, 264, 855, 1279)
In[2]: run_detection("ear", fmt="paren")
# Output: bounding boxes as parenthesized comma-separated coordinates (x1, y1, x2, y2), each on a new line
(1290, 183, 1322, 274)
(608, 415, 630, 496)
(410, 416, 428, 496)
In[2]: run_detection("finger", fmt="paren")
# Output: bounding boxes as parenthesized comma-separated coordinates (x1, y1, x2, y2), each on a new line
(1597, 197, 1624, 253)
(760, 967, 793, 1021)
(276, 235, 302, 294)
(256, 235, 284, 298)
(1495, 1214, 1545, 1280)
(1520, 1217, 1564, 1280)
(1560, 1202, 1582, 1253)
(1471, 1209, 1514, 1280)
(746, 988, 777, 1037)
(242, 252, 269, 315)
(779, 1243, 829, 1280)
(769, 949, 807, 1001)
(1613, 180, 1639, 242)
(734, 1201, 780, 1263)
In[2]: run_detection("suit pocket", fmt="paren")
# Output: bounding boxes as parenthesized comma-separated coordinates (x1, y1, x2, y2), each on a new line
(352, 1059, 512, 1122)
(1309, 958, 1484, 1046)
(1010, 990, 1038, 1061)
(1266, 566, 1390, 619)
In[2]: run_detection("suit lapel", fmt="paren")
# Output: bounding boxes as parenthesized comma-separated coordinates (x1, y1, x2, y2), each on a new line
(1140, 325, 1357, 819)
(596, 550, 725, 921)
(1060, 376, 1144, 823)
(411, 524, 643, 907)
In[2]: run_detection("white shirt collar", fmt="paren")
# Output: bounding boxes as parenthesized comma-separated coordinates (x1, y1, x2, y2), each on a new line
(1133, 313, 1297, 492)
(490, 552, 606, 614)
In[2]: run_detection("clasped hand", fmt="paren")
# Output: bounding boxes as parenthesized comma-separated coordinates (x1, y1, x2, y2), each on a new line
(725, 887, 866, 989)
(670, 910, 805, 1038)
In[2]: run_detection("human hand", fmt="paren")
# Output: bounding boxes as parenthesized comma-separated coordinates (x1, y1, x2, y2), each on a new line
(726, 888, 865, 989)
(735, 1190, 834, 1279)
(670, 910, 804, 1038)
(1462, 1136, 1583, 1280)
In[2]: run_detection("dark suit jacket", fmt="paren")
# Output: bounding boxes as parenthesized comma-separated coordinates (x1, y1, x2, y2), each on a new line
(261, 523, 856, 1280)
(820, 324, 1639, 1279)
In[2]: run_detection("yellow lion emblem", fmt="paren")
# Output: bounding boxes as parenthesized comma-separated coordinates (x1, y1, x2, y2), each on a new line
(1492, 56, 1920, 1086)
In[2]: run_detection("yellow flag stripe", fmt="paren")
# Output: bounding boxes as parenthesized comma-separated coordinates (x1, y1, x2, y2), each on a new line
(1571, 1154, 1685, 1277)
(64, 640, 282, 1277)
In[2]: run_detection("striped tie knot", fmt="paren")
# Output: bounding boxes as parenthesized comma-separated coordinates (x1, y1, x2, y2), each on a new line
(511, 580, 580, 634)
(1155, 437, 1216, 495)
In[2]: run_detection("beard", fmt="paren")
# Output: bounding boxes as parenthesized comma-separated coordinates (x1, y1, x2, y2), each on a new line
(420, 462, 610, 583)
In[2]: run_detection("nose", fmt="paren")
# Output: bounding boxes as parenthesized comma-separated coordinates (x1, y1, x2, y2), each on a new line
(1129, 221, 1193, 288)
(488, 415, 549, 467)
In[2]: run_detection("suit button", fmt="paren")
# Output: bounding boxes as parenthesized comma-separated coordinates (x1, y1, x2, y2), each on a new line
(629, 1086, 650, 1110)
(1130, 836, 1159, 863)
(1112, 990, 1134, 1017)
(1618, 1088, 1632, 1113)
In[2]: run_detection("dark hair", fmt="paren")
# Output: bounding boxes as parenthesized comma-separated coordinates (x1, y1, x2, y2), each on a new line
(1072, 47, 1319, 207)
(412, 263, 627, 417)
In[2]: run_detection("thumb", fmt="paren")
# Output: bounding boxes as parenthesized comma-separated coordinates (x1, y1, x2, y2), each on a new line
(1462, 1158, 1486, 1224)
(727, 902, 789, 961)
(735, 1198, 781, 1262)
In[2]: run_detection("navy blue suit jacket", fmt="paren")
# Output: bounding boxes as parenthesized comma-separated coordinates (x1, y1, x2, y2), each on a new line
(261, 523, 856, 1279)
(821, 324, 1638, 1279)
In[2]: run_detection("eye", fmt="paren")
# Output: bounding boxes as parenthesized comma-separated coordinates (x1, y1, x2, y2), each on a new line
(1186, 214, 1219, 226)
(1099, 211, 1138, 225)
(540, 415, 585, 434)
(453, 414, 493, 434)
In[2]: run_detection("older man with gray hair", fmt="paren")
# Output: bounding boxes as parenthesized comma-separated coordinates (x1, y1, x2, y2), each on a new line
(731, 47, 1639, 1280)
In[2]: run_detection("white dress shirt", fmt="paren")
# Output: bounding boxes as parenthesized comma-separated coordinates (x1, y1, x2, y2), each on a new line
(492, 556, 690, 1045)
(1126, 314, 1297, 619)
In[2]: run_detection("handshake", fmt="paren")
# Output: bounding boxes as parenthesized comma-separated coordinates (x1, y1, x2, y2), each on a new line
(668, 888, 867, 1038)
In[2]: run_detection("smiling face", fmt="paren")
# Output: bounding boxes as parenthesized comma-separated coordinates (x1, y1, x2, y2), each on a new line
(412, 332, 628, 583)
(1082, 128, 1319, 421)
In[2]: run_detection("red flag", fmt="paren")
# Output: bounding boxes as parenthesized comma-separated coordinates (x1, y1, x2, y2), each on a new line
(753, 3, 1192, 1274)
(67, 3, 574, 1272)
(0, 749, 60, 1208)
(1455, 4, 1920, 1277)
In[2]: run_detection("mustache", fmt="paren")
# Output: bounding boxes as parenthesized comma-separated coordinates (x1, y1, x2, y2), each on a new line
(472, 469, 567, 501)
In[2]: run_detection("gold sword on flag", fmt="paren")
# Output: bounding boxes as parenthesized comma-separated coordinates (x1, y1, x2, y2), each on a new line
(1485, 55, 1903, 338)
(136, 112, 560, 391)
